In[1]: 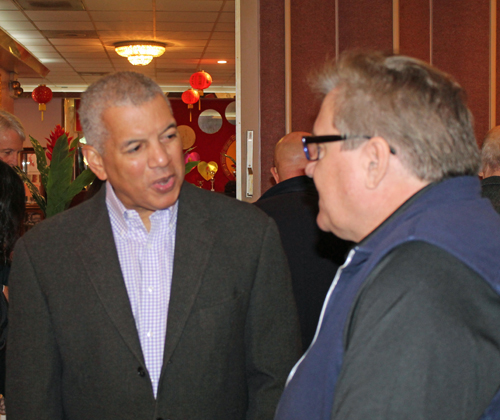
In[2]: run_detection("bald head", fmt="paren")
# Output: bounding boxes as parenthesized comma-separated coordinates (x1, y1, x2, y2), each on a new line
(271, 131, 311, 183)
(481, 126, 500, 178)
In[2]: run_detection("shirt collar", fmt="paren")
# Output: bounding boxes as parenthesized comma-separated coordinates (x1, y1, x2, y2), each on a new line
(105, 180, 179, 232)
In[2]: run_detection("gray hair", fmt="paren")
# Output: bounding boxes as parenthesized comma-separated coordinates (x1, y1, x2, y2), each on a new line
(481, 126, 500, 173)
(0, 110, 25, 142)
(311, 51, 480, 182)
(79, 72, 170, 154)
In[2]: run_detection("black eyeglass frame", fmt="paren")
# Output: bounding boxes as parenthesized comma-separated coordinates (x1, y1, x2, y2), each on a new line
(302, 135, 396, 161)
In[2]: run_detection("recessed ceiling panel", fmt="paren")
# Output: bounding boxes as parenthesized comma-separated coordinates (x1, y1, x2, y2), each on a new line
(0, 10, 26, 20)
(156, 12, 218, 22)
(0, 1, 18, 11)
(26, 10, 90, 20)
(16, 0, 85, 11)
(37, 21, 94, 30)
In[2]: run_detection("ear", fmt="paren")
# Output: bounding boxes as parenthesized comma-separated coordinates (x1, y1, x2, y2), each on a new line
(361, 136, 392, 189)
(82, 145, 108, 181)
(270, 166, 280, 184)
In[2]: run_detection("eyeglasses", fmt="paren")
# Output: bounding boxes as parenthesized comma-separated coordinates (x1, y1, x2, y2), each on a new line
(302, 135, 396, 161)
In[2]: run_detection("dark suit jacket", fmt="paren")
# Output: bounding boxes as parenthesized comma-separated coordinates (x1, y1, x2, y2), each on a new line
(6, 182, 301, 420)
(481, 176, 500, 214)
(255, 176, 351, 351)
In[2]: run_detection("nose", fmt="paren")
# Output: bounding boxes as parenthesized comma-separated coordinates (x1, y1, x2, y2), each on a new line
(148, 140, 170, 168)
(305, 161, 316, 178)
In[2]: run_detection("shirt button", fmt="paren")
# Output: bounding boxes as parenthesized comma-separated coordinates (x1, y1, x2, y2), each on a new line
(137, 366, 146, 377)
(147, 331, 152, 338)
(148, 286, 153, 293)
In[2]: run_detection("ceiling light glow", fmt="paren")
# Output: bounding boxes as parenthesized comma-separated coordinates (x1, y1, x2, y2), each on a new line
(217, 60, 227, 64)
(114, 41, 166, 66)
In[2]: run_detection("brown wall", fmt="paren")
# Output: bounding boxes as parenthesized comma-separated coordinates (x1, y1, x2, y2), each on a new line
(259, 0, 498, 194)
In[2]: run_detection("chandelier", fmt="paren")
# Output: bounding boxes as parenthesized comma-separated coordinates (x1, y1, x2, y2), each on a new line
(114, 41, 166, 66)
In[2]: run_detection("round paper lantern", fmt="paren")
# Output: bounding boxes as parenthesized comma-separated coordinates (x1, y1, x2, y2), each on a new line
(32, 85, 53, 121)
(190, 70, 212, 92)
(181, 88, 200, 122)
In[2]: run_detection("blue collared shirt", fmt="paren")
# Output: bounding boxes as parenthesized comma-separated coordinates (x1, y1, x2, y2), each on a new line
(106, 181, 178, 398)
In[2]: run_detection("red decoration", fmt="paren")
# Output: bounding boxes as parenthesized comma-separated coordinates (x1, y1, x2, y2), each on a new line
(181, 88, 200, 122)
(190, 70, 212, 110)
(45, 124, 74, 161)
(190, 70, 212, 91)
(32, 85, 53, 121)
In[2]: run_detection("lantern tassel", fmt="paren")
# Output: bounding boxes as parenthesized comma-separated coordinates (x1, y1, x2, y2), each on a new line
(198, 99, 201, 111)
(39, 103, 46, 121)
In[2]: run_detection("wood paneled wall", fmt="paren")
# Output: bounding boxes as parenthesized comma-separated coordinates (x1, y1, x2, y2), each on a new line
(259, 0, 498, 193)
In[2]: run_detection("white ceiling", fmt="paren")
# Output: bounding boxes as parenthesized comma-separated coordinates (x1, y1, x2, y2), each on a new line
(0, 0, 235, 92)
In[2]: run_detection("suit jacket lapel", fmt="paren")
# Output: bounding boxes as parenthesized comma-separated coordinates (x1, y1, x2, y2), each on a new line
(75, 187, 145, 365)
(163, 183, 216, 364)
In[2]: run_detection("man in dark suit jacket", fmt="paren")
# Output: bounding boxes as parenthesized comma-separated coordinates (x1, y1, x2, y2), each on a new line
(480, 125, 500, 213)
(255, 132, 351, 351)
(6, 72, 301, 420)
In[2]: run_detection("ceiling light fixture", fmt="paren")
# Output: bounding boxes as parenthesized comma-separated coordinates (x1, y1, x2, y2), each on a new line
(114, 41, 166, 66)
(217, 60, 227, 64)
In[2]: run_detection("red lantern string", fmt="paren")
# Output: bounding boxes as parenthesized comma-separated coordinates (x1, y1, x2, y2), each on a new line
(181, 89, 200, 122)
(32, 85, 53, 121)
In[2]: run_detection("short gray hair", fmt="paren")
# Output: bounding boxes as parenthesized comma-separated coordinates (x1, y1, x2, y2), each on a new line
(481, 126, 500, 173)
(311, 51, 480, 182)
(79, 72, 170, 154)
(0, 110, 25, 142)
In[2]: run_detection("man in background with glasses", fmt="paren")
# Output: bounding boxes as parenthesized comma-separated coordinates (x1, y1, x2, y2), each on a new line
(275, 51, 500, 420)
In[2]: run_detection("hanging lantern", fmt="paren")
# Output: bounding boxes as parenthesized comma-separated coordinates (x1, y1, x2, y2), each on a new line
(190, 70, 212, 110)
(32, 85, 53, 121)
(181, 88, 200, 122)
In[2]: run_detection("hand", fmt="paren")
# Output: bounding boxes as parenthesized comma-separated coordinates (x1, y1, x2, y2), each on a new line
(0, 394, 6, 415)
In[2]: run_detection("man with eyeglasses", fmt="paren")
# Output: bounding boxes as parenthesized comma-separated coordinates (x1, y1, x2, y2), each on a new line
(274, 51, 500, 420)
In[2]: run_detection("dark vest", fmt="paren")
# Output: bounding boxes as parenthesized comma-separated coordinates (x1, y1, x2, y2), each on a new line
(275, 176, 500, 420)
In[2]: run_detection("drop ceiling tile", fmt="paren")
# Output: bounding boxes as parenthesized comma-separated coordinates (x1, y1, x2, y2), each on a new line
(0, 10, 26, 20)
(218, 12, 234, 22)
(90, 11, 153, 21)
(97, 30, 154, 40)
(0, 1, 17, 11)
(156, 22, 214, 31)
(84, 0, 152, 11)
(215, 22, 234, 32)
(67, 58, 111, 65)
(162, 51, 204, 58)
(36, 21, 94, 30)
(94, 21, 154, 31)
(211, 32, 235, 40)
(23, 45, 58, 53)
(156, 31, 211, 40)
(156, 12, 218, 22)
(62, 52, 109, 58)
(50, 39, 103, 46)
(223, 2, 235, 12)
(0, 20, 37, 30)
(18, 39, 51, 46)
(7, 30, 45, 39)
(156, 0, 223, 12)
(25, 11, 91, 21)
(209, 39, 235, 47)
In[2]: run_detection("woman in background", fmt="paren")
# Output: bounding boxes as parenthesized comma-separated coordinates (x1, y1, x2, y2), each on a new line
(0, 159, 25, 414)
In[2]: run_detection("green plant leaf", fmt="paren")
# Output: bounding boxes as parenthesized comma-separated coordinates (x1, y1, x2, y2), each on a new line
(29, 135, 49, 189)
(65, 168, 95, 202)
(13, 166, 46, 214)
(185, 160, 199, 174)
(46, 135, 75, 218)
(68, 136, 80, 158)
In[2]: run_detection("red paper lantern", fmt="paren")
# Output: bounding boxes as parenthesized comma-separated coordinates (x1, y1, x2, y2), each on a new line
(32, 85, 53, 121)
(190, 71, 212, 110)
(190, 70, 212, 92)
(182, 88, 200, 122)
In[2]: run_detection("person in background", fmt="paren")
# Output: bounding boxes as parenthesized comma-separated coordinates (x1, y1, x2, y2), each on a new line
(0, 160, 25, 415)
(275, 51, 500, 420)
(7, 71, 300, 420)
(255, 131, 351, 351)
(480, 125, 500, 213)
(0, 111, 25, 167)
